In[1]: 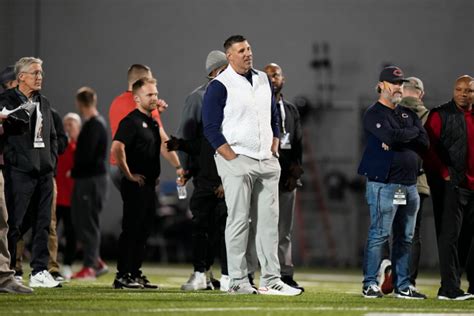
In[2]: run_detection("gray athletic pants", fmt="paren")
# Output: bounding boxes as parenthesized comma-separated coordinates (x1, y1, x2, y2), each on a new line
(215, 154, 281, 287)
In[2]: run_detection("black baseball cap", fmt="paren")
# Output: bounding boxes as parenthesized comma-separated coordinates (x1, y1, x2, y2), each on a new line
(0, 65, 16, 87)
(379, 66, 409, 84)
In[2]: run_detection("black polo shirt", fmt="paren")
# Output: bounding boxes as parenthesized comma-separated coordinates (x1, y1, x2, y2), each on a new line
(114, 109, 161, 183)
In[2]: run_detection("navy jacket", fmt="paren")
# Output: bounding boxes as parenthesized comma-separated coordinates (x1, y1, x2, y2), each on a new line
(358, 102, 429, 184)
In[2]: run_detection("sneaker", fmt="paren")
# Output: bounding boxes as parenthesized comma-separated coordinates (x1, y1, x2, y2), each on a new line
(50, 271, 66, 282)
(71, 267, 96, 280)
(259, 280, 302, 296)
(61, 265, 73, 280)
(95, 258, 109, 277)
(395, 285, 427, 299)
(437, 288, 474, 300)
(220, 274, 230, 292)
(205, 270, 218, 290)
(14, 271, 23, 282)
(113, 273, 143, 289)
(281, 275, 305, 292)
(133, 274, 158, 289)
(29, 270, 61, 288)
(181, 271, 207, 291)
(229, 282, 258, 294)
(0, 277, 33, 294)
(377, 259, 393, 294)
(248, 273, 256, 287)
(362, 284, 383, 298)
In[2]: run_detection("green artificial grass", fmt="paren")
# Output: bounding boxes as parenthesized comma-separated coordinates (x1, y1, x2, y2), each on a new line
(1, 265, 473, 315)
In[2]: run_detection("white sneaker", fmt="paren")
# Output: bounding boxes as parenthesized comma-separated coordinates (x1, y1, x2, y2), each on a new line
(220, 275, 230, 292)
(228, 282, 258, 294)
(258, 280, 302, 296)
(29, 270, 61, 288)
(61, 265, 73, 280)
(181, 271, 207, 291)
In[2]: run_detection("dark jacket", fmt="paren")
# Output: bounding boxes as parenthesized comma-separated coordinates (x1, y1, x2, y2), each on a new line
(278, 98, 303, 191)
(0, 88, 58, 176)
(432, 100, 469, 187)
(51, 108, 68, 156)
(358, 102, 429, 184)
(176, 83, 207, 178)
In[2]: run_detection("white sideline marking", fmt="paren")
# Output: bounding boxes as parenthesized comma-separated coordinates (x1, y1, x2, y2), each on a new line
(9, 306, 474, 314)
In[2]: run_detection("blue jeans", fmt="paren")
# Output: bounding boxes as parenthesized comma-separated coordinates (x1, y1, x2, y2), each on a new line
(362, 181, 419, 290)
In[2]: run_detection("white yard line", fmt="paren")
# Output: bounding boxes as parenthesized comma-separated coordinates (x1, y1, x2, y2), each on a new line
(8, 306, 474, 314)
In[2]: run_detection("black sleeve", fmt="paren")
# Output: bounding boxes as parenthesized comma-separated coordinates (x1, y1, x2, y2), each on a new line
(114, 117, 136, 147)
(364, 108, 419, 146)
(179, 137, 202, 155)
(291, 105, 303, 166)
(51, 108, 68, 155)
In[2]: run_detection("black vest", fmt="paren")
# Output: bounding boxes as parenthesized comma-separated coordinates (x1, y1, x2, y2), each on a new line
(435, 100, 469, 186)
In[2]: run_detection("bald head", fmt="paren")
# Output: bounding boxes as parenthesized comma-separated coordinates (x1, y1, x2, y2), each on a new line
(264, 63, 285, 97)
(468, 80, 474, 106)
(453, 75, 473, 108)
(127, 64, 152, 89)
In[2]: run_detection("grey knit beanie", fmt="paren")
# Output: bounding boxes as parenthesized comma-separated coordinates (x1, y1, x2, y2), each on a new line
(205, 50, 227, 76)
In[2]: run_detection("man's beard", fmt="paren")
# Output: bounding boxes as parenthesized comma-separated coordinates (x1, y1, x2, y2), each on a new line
(391, 95, 402, 104)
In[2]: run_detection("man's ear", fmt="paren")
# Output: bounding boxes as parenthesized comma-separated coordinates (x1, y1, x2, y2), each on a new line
(134, 95, 140, 104)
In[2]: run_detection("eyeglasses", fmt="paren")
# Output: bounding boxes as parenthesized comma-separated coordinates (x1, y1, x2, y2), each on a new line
(23, 70, 44, 78)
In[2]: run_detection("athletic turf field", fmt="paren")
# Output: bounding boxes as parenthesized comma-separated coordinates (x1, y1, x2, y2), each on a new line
(1, 265, 473, 316)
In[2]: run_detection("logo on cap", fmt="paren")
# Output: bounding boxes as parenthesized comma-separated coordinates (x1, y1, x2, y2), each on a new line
(393, 69, 403, 77)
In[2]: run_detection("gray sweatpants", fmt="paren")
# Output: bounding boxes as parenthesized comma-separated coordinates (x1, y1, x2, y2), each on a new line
(215, 154, 281, 287)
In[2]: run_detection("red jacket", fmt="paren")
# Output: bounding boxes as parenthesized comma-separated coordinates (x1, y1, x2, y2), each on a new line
(55, 140, 76, 207)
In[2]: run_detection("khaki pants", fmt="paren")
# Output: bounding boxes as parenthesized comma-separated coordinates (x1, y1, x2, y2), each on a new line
(0, 172, 14, 283)
(215, 154, 281, 287)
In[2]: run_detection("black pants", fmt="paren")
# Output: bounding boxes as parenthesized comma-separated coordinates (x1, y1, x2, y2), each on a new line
(56, 205, 76, 266)
(455, 187, 474, 291)
(409, 193, 428, 285)
(189, 183, 228, 274)
(428, 174, 474, 292)
(117, 179, 155, 277)
(71, 175, 107, 268)
(4, 169, 53, 274)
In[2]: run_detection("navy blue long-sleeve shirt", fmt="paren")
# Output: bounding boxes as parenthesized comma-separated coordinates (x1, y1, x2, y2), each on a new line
(202, 72, 280, 150)
(358, 102, 429, 184)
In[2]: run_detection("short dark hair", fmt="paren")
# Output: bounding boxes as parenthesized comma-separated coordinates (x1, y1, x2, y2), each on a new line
(76, 86, 97, 107)
(132, 77, 157, 95)
(223, 35, 247, 51)
(127, 64, 151, 85)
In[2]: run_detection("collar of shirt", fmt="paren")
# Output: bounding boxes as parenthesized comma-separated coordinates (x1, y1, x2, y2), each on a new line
(15, 87, 39, 103)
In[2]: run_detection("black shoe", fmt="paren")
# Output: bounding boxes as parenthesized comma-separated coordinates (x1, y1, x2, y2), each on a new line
(281, 275, 305, 292)
(113, 273, 143, 289)
(133, 274, 159, 289)
(468, 286, 474, 295)
(362, 284, 383, 298)
(395, 286, 427, 299)
(210, 277, 220, 290)
(50, 271, 66, 282)
(437, 287, 474, 300)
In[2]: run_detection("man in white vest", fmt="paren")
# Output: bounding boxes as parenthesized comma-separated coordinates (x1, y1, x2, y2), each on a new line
(202, 35, 301, 296)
